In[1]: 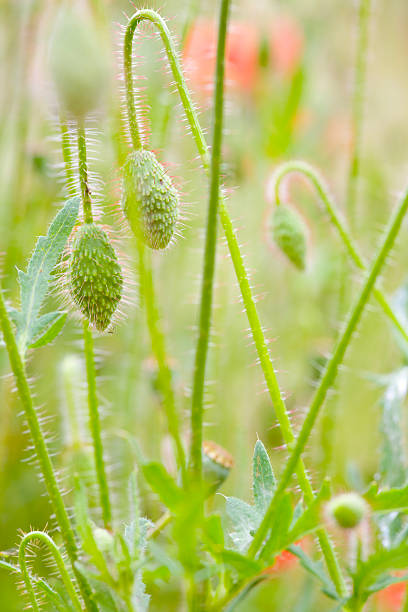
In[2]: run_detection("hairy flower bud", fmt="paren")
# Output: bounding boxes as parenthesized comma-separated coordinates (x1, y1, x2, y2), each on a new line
(49, 6, 107, 118)
(122, 150, 179, 250)
(327, 493, 367, 529)
(271, 204, 307, 270)
(202, 440, 234, 494)
(70, 223, 123, 331)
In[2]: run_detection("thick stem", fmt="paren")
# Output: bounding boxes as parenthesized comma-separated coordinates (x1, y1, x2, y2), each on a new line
(272, 161, 408, 344)
(83, 319, 112, 528)
(346, 0, 371, 227)
(190, 0, 230, 481)
(19, 531, 82, 612)
(248, 184, 408, 559)
(136, 237, 187, 481)
(124, 8, 346, 596)
(0, 290, 96, 612)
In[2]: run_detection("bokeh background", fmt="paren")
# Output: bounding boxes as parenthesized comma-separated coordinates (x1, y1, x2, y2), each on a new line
(1, 0, 408, 609)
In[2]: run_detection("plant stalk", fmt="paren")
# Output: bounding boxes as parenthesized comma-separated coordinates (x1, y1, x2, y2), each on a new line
(190, 0, 230, 481)
(248, 183, 408, 559)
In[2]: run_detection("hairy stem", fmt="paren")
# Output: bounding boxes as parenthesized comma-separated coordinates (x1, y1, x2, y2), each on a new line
(60, 115, 76, 196)
(19, 531, 82, 612)
(124, 8, 346, 595)
(0, 290, 96, 612)
(190, 0, 230, 481)
(77, 122, 93, 224)
(272, 161, 408, 343)
(136, 237, 187, 482)
(83, 319, 112, 528)
(249, 184, 408, 559)
(346, 0, 371, 226)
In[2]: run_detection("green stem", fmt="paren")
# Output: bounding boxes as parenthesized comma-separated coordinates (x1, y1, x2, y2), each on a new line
(0, 290, 97, 612)
(83, 319, 112, 528)
(248, 184, 408, 559)
(190, 0, 230, 481)
(19, 531, 82, 612)
(77, 122, 93, 223)
(75, 120, 112, 528)
(272, 161, 408, 344)
(346, 0, 371, 227)
(136, 237, 187, 482)
(124, 8, 346, 596)
(60, 115, 76, 196)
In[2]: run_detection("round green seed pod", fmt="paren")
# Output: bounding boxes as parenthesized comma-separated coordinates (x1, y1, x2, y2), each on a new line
(49, 6, 107, 118)
(202, 440, 234, 495)
(122, 150, 179, 250)
(70, 223, 123, 332)
(327, 493, 367, 529)
(271, 204, 307, 270)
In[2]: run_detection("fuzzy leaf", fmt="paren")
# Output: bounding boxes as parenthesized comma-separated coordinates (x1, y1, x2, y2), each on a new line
(252, 440, 276, 514)
(13, 197, 80, 354)
(142, 462, 183, 511)
(364, 482, 408, 513)
(131, 571, 150, 612)
(220, 550, 262, 579)
(225, 496, 261, 553)
(28, 311, 67, 349)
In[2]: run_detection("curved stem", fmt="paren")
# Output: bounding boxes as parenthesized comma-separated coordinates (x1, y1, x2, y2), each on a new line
(190, 0, 230, 481)
(248, 184, 408, 559)
(347, 0, 371, 226)
(124, 8, 346, 595)
(83, 319, 112, 528)
(0, 291, 97, 612)
(271, 161, 408, 344)
(19, 531, 82, 612)
(136, 236, 187, 482)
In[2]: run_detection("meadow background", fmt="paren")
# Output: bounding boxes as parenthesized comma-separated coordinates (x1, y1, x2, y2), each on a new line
(1, 0, 408, 609)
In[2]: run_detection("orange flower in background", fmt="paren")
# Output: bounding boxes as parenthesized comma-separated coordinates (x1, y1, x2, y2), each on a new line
(269, 15, 304, 77)
(262, 539, 308, 576)
(183, 19, 259, 96)
(377, 577, 407, 611)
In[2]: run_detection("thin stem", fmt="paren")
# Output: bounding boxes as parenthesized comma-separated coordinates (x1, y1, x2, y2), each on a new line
(248, 184, 408, 559)
(346, 0, 371, 227)
(272, 161, 408, 344)
(190, 0, 230, 481)
(77, 122, 93, 223)
(136, 237, 187, 482)
(83, 319, 112, 528)
(0, 290, 97, 612)
(124, 8, 346, 595)
(19, 531, 82, 612)
(123, 27, 142, 149)
(60, 115, 76, 196)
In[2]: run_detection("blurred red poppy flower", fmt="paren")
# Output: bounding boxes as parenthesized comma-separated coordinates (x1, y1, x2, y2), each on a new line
(377, 577, 407, 611)
(262, 539, 307, 576)
(269, 15, 303, 77)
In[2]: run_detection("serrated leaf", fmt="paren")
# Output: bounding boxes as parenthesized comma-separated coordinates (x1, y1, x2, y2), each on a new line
(252, 440, 276, 514)
(131, 572, 150, 612)
(13, 197, 80, 354)
(142, 462, 183, 511)
(225, 496, 261, 553)
(366, 572, 408, 595)
(28, 311, 67, 348)
(364, 482, 408, 513)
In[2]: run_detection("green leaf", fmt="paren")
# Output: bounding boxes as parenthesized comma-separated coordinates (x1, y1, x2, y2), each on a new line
(74, 563, 121, 612)
(252, 440, 276, 514)
(142, 462, 183, 511)
(28, 312, 67, 348)
(202, 514, 224, 552)
(364, 482, 408, 513)
(261, 492, 293, 559)
(366, 572, 408, 595)
(13, 197, 80, 354)
(220, 549, 262, 579)
(284, 479, 331, 546)
(289, 545, 339, 601)
(225, 496, 260, 553)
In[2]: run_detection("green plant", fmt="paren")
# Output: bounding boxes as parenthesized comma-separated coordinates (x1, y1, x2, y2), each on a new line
(2, 2, 408, 612)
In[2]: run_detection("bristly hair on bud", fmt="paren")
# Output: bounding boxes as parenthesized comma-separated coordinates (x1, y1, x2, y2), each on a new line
(69, 222, 123, 331)
(121, 149, 179, 250)
(270, 204, 308, 270)
(327, 492, 368, 529)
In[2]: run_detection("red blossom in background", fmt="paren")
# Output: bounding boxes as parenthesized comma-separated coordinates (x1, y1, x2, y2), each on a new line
(377, 577, 407, 611)
(183, 15, 303, 97)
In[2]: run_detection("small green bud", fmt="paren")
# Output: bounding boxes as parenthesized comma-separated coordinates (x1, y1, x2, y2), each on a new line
(327, 493, 367, 529)
(122, 150, 179, 250)
(271, 204, 307, 270)
(202, 440, 234, 494)
(49, 6, 107, 118)
(70, 223, 123, 331)
(93, 527, 114, 554)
